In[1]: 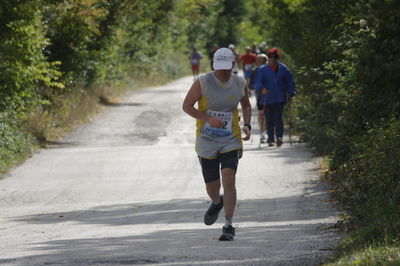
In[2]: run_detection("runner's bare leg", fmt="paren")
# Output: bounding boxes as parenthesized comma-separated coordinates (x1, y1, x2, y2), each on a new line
(205, 179, 222, 204)
(221, 168, 236, 219)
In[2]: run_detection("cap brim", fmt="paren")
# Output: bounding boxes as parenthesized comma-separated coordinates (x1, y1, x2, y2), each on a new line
(213, 61, 233, 70)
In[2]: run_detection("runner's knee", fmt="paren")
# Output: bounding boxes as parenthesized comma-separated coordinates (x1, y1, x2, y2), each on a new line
(221, 170, 236, 190)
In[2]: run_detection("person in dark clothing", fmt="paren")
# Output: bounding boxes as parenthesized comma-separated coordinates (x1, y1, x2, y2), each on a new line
(254, 48, 296, 147)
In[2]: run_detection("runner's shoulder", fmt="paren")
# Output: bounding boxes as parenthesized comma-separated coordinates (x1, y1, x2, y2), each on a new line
(200, 71, 213, 80)
(232, 74, 247, 87)
(278, 62, 290, 71)
(197, 72, 212, 93)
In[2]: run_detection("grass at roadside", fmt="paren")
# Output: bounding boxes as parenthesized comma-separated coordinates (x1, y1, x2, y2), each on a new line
(325, 241, 400, 265)
(317, 155, 400, 266)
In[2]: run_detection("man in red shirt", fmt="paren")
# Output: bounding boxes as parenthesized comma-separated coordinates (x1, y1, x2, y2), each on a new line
(239, 47, 257, 94)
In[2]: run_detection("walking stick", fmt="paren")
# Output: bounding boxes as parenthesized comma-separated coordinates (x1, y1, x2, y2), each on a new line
(288, 101, 293, 146)
(260, 103, 266, 148)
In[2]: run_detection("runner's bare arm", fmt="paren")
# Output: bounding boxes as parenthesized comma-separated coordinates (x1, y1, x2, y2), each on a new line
(240, 85, 252, 140)
(182, 80, 224, 128)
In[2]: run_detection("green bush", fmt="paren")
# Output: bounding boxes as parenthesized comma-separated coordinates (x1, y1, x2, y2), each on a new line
(332, 118, 400, 243)
(0, 112, 36, 174)
(0, 0, 63, 115)
(241, 0, 400, 251)
(0, 0, 227, 175)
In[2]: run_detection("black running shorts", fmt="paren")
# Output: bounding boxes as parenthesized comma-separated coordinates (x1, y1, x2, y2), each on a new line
(198, 149, 243, 183)
(256, 96, 265, 110)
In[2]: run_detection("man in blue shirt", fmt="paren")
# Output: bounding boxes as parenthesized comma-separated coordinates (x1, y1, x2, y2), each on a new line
(255, 48, 296, 147)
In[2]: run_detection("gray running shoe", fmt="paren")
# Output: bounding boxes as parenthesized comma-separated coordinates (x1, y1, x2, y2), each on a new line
(219, 225, 235, 241)
(260, 134, 266, 143)
(204, 196, 223, 225)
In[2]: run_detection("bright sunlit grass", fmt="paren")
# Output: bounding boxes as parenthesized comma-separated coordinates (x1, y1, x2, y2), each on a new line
(326, 242, 400, 266)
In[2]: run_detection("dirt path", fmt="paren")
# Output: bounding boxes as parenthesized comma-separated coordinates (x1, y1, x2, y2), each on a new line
(0, 76, 340, 265)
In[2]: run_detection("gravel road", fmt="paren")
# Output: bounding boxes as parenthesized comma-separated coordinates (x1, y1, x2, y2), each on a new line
(0, 76, 341, 265)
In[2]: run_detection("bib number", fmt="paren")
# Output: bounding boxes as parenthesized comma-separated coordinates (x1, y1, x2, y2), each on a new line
(204, 110, 233, 137)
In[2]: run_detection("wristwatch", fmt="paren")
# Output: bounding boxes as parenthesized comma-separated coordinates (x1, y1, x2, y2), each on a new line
(243, 123, 252, 131)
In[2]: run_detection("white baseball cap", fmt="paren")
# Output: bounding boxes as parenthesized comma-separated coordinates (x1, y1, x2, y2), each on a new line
(213, 48, 234, 70)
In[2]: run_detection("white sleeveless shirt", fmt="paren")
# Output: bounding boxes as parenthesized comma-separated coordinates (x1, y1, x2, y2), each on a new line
(195, 72, 246, 159)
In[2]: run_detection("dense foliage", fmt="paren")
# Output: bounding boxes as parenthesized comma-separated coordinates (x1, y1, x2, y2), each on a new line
(0, 0, 240, 172)
(241, 0, 400, 248)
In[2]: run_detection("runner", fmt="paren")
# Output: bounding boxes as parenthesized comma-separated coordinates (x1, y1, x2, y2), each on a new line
(182, 47, 252, 241)
(255, 48, 296, 147)
(239, 47, 257, 95)
(249, 53, 268, 144)
(228, 44, 240, 75)
(189, 47, 203, 80)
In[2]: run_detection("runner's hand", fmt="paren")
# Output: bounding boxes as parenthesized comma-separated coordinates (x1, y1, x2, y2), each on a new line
(242, 126, 251, 141)
(207, 116, 224, 128)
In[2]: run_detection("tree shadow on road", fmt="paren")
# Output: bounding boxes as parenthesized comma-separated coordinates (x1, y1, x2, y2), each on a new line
(0, 223, 339, 266)
(5, 179, 341, 265)
(10, 191, 335, 226)
(244, 142, 320, 166)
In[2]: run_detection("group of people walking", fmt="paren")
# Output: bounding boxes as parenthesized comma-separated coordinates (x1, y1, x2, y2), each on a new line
(189, 43, 296, 146)
(184, 43, 296, 241)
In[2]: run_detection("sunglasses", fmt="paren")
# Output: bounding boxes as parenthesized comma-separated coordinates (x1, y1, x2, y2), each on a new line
(267, 53, 278, 59)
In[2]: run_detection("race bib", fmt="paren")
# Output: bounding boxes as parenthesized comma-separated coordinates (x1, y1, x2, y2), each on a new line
(244, 64, 253, 71)
(204, 110, 233, 137)
(191, 58, 199, 65)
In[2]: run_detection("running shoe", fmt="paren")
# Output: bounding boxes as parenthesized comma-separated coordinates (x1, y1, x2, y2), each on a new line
(260, 134, 266, 143)
(219, 225, 235, 241)
(204, 196, 223, 225)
